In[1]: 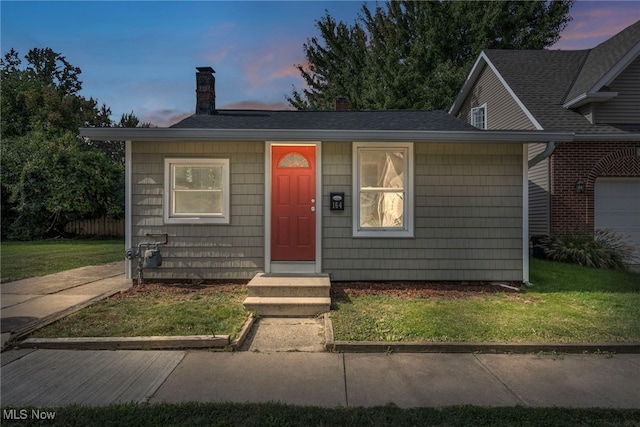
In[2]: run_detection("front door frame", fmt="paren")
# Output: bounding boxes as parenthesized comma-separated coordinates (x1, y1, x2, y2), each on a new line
(265, 141, 322, 274)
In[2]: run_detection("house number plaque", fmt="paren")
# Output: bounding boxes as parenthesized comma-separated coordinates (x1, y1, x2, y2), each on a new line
(330, 192, 345, 211)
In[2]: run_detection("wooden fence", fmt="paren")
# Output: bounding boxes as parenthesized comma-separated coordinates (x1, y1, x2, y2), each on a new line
(64, 217, 125, 237)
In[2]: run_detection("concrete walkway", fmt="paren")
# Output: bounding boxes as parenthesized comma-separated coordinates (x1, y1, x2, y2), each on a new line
(2, 348, 639, 408)
(1, 262, 130, 348)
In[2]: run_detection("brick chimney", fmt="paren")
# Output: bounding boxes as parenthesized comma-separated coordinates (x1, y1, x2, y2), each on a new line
(335, 97, 350, 111)
(196, 67, 216, 114)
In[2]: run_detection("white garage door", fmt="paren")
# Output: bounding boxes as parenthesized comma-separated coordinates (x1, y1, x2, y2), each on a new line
(594, 178, 640, 265)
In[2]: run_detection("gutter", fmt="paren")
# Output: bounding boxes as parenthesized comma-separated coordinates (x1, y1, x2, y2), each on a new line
(574, 133, 640, 142)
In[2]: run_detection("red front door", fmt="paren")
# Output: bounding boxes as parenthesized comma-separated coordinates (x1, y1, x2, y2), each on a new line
(271, 146, 316, 261)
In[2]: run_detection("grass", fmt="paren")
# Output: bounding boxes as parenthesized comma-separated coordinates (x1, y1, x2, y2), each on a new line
(29, 286, 248, 339)
(331, 258, 640, 343)
(0, 239, 124, 282)
(1, 403, 638, 427)
(16, 252, 640, 343)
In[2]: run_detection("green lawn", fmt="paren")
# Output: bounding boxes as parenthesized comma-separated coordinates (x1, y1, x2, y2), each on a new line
(17, 252, 640, 343)
(1, 403, 638, 427)
(30, 286, 248, 339)
(331, 259, 640, 343)
(0, 239, 124, 282)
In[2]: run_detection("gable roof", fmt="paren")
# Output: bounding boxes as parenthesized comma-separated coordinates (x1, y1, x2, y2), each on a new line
(170, 109, 477, 132)
(565, 20, 640, 105)
(450, 20, 640, 136)
(482, 49, 600, 132)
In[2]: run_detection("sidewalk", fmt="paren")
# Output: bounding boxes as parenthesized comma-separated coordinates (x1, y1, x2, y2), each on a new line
(2, 348, 639, 408)
(1, 262, 131, 349)
(1, 265, 639, 409)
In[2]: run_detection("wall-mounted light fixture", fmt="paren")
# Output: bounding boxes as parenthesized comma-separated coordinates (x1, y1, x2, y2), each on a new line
(574, 178, 585, 193)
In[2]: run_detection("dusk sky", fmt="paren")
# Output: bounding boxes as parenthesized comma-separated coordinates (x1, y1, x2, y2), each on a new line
(2, 1, 639, 127)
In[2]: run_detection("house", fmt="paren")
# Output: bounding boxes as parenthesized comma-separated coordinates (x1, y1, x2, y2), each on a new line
(450, 21, 640, 263)
(81, 67, 572, 287)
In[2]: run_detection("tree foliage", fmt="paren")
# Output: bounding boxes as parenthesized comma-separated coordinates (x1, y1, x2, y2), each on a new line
(2, 131, 125, 239)
(288, 0, 574, 110)
(1, 48, 146, 239)
(1, 48, 111, 138)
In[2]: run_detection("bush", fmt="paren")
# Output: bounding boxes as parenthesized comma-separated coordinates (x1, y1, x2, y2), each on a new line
(543, 229, 638, 270)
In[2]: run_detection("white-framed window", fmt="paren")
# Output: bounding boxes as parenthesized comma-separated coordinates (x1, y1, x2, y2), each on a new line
(471, 104, 487, 129)
(352, 142, 414, 238)
(164, 158, 230, 224)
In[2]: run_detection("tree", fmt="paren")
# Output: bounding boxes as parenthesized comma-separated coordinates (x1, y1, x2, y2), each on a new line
(288, 0, 574, 110)
(1, 48, 110, 138)
(86, 111, 152, 163)
(0, 48, 146, 239)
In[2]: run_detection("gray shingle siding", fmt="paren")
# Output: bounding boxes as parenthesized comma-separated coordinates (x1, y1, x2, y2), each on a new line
(131, 141, 265, 280)
(453, 62, 549, 238)
(131, 139, 523, 282)
(322, 141, 523, 282)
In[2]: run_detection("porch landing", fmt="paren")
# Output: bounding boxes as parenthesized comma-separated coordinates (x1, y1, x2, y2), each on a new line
(242, 273, 331, 317)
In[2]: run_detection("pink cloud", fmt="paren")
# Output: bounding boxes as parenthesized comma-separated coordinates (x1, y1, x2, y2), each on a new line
(142, 109, 192, 127)
(554, 4, 640, 50)
(241, 38, 306, 88)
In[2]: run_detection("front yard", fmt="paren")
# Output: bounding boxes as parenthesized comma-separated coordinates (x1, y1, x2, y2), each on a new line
(330, 259, 640, 343)
(27, 258, 640, 344)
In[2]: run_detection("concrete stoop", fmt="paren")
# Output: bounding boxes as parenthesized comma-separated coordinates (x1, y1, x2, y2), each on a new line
(243, 273, 331, 316)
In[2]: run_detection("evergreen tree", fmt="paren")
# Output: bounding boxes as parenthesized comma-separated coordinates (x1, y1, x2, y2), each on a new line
(288, 0, 573, 110)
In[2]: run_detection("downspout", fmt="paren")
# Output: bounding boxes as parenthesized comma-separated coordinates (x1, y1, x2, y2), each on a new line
(528, 141, 556, 168)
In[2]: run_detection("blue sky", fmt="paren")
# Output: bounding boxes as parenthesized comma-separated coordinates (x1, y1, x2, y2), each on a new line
(2, 1, 639, 126)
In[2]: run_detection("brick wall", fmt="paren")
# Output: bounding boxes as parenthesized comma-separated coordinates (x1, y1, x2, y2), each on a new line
(551, 141, 640, 235)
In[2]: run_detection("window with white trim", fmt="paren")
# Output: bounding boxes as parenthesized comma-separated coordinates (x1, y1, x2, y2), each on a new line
(471, 104, 487, 129)
(164, 158, 230, 224)
(353, 142, 414, 237)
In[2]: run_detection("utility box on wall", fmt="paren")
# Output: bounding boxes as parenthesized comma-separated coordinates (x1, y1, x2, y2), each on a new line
(330, 192, 344, 211)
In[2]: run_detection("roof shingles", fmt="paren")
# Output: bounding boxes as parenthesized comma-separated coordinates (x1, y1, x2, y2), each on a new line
(171, 109, 478, 132)
(476, 21, 640, 134)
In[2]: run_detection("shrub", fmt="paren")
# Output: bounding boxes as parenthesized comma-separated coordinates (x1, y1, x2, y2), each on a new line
(543, 229, 638, 270)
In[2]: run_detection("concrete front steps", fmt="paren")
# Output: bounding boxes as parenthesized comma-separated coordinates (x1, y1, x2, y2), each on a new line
(243, 273, 331, 316)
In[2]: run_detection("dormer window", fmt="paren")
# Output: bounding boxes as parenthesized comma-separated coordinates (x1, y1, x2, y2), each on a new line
(471, 104, 487, 129)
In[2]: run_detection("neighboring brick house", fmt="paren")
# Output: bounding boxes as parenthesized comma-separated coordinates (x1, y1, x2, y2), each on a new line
(450, 21, 640, 262)
(81, 68, 572, 284)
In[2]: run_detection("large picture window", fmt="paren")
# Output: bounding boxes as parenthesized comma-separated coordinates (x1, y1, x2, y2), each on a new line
(164, 158, 230, 224)
(353, 143, 413, 237)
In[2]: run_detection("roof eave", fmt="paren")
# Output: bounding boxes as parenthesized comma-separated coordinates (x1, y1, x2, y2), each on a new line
(79, 127, 573, 143)
(587, 41, 640, 96)
(563, 91, 619, 109)
(449, 52, 488, 115)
